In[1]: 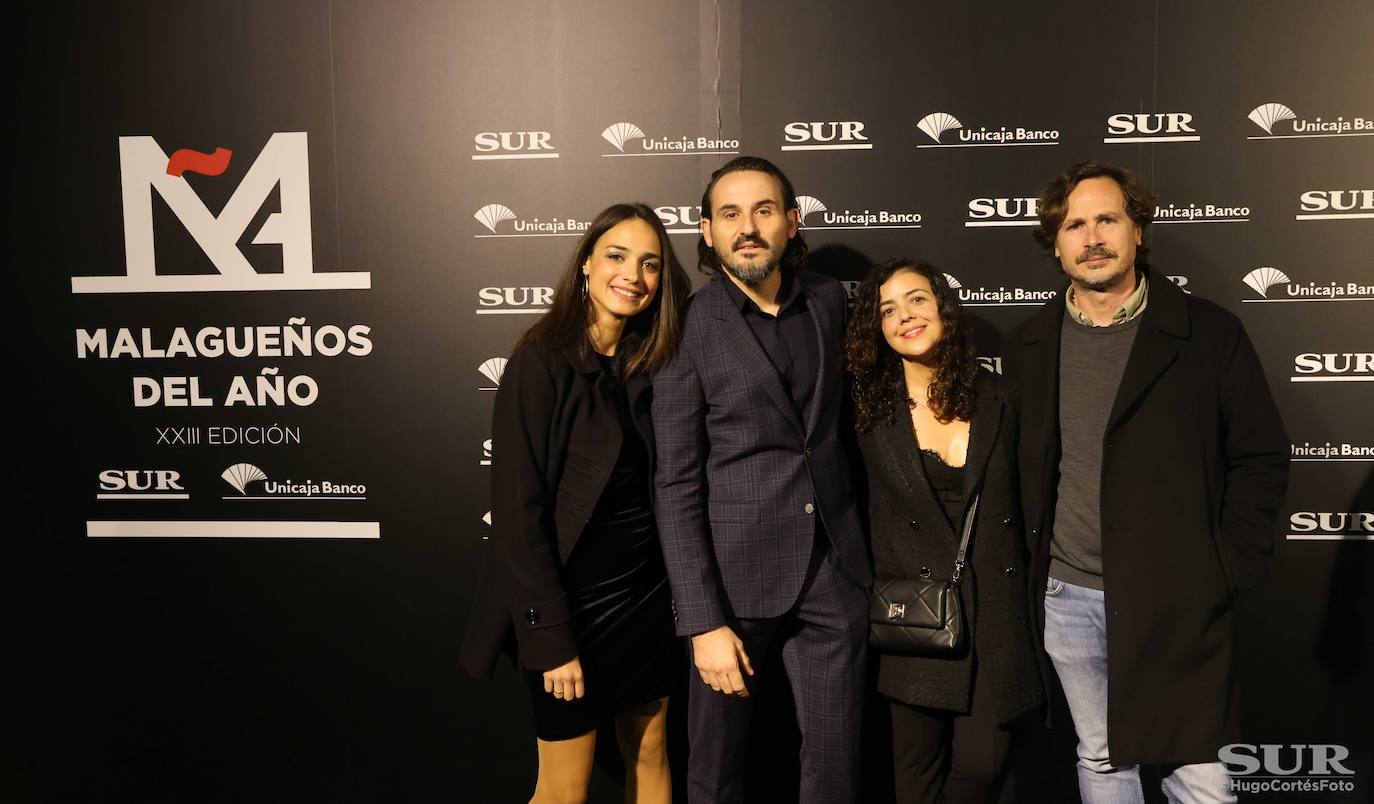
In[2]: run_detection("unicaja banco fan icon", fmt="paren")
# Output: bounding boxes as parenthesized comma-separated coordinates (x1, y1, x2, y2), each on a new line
(601, 123, 646, 152)
(479, 357, 509, 386)
(917, 112, 963, 143)
(474, 204, 516, 234)
(1242, 267, 1291, 298)
(795, 195, 828, 226)
(221, 463, 267, 495)
(1247, 103, 1296, 135)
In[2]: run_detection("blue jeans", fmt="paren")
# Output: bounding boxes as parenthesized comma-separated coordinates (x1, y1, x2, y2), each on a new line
(1042, 577, 1235, 804)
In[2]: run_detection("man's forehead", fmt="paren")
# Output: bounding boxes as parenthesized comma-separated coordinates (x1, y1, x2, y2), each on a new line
(711, 170, 785, 207)
(1066, 177, 1127, 212)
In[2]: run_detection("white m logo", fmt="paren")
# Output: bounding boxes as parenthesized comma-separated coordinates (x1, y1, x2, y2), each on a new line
(72, 132, 369, 293)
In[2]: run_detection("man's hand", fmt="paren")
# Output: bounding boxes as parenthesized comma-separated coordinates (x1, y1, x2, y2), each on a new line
(542, 657, 585, 701)
(691, 626, 754, 697)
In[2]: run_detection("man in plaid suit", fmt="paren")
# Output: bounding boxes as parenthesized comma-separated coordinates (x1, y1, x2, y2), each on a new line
(654, 156, 872, 803)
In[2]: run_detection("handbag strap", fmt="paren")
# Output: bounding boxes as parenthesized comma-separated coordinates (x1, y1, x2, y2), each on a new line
(951, 492, 980, 584)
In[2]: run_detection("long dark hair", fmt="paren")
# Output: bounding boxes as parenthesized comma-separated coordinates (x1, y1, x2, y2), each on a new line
(696, 155, 808, 276)
(520, 203, 689, 375)
(844, 258, 978, 432)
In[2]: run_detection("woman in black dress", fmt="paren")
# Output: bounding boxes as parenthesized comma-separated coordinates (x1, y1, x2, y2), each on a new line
(460, 203, 689, 803)
(845, 259, 1043, 804)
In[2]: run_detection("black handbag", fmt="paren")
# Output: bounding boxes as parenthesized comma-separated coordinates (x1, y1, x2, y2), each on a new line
(868, 494, 979, 657)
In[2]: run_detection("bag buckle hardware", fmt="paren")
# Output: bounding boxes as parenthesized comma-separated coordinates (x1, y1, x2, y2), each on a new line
(887, 602, 906, 620)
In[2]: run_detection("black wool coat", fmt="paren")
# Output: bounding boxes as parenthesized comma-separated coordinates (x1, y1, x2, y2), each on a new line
(459, 337, 657, 678)
(859, 371, 1045, 724)
(1003, 269, 1289, 765)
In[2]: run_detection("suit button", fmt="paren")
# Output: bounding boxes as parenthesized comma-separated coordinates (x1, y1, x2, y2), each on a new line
(1031, 528, 1039, 536)
(1004, 567, 1017, 577)
(1002, 516, 1016, 527)
(526, 608, 540, 625)
(804, 502, 815, 515)
(919, 566, 932, 579)
(805, 448, 813, 458)
(908, 519, 920, 530)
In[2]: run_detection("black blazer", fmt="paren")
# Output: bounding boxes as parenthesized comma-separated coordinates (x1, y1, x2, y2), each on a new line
(858, 371, 1043, 723)
(459, 338, 656, 678)
(653, 272, 872, 636)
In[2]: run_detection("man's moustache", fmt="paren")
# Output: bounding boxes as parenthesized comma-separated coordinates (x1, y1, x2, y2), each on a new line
(733, 238, 768, 251)
(1077, 248, 1118, 263)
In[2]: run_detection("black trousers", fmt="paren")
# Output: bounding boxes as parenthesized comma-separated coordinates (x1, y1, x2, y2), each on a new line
(686, 545, 868, 804)
(888, 662, 1010, 804)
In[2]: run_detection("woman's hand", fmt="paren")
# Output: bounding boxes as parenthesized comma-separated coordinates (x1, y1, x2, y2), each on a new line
(542, 657, 585, 701)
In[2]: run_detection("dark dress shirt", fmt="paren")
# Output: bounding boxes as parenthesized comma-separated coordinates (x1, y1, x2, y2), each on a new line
(721, 270, 819, 421)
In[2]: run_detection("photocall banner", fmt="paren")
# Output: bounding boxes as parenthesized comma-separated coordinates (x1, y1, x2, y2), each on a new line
(17, 1, 1371, 800)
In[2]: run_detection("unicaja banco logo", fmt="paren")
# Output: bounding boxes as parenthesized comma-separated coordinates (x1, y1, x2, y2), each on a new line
(917, 112, 1059, 148)
(917, 113, 962, 143)
(472, 203, 589, 238)
(1248, 103, 1297, 135)
(222, 462, 268, 495)
(221, 461, 366, 499)
(474, 204, 517, 234)
(74, 132, 370, 294)
(599, 121, 739, 157)
(1247, 101, 1373, 139)
(1241, 266, 1374, 303)
(794, 194, 921, 231)
(1241, 267, 1291, 299)
(478, 357, 508, 391)
(941, 272, 1056, 307)
(601, 122, 647, 152)
(796, 195, 828, 227)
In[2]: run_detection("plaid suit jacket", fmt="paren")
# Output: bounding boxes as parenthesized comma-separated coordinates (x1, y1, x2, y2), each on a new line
(654, 271, 872, 636)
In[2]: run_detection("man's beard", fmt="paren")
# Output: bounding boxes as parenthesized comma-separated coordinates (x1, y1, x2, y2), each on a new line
(1071, 246, 1131, 292)
(721, 254, 779, 286)
(719, 237, 781, 286)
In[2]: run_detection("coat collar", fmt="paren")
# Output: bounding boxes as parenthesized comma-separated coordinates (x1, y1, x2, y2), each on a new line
(1106, 267, 1189, 432)
(871, 370, 1003, 543)
(1017, 267, 1191, 434)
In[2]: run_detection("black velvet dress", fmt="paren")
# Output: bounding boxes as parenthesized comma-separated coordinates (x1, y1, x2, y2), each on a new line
(524, 354, 676, 740)
(919, 448, 966, 531)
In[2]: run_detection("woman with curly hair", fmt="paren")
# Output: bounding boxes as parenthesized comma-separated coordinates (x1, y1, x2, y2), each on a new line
(845, 259, 1043, 804)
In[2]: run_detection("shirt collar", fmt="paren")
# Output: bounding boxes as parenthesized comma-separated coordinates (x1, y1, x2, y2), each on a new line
(1066, 271, 1149, 327)
(721, 269, 804, 315)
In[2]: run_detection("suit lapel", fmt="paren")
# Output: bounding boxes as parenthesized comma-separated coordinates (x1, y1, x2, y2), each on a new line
(805, 278, 834, 440)
(706, 276, 806, 436)
(1107, 271, 1189, 434)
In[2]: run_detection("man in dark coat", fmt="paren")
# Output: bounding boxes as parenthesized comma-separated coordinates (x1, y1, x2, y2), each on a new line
(1003, 161, 1289, 804)
(654, 156, 872, 803)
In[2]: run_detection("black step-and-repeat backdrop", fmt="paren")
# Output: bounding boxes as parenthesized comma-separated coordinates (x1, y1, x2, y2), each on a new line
(16, 1, 1371, 801)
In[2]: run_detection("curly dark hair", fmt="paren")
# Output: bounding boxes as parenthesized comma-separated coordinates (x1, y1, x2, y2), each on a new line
(697, 155, 808, 276)
(1031, 160, 1157, 271)
(844, 258, 979, 432)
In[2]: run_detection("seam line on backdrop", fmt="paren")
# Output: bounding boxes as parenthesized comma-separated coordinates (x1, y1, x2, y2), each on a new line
(328, 1, 346, 316)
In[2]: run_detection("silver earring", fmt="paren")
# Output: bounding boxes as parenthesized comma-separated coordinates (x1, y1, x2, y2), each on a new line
(581, 275, 588, 300)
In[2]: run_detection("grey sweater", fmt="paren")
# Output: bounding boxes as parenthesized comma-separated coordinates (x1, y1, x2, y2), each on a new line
(1049, 311, 1141, 590)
